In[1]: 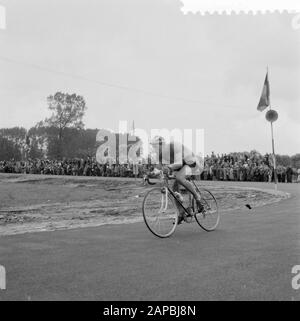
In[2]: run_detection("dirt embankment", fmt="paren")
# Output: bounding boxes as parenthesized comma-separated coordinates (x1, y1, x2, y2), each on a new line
(0, 174, 289, 236)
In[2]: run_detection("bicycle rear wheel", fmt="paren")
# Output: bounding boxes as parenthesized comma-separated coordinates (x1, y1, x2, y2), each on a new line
(142, 187, 178, 238)
(195, 189, 220, 231)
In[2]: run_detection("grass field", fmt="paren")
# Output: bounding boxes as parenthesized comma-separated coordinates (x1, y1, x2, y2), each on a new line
(0, 173, 289, 236)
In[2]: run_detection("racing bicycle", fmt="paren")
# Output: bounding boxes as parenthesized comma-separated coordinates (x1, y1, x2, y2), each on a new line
(142, 171, 220, 238)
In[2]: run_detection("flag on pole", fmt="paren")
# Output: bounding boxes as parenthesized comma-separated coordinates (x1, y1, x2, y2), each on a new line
(257, 72, 270, 111)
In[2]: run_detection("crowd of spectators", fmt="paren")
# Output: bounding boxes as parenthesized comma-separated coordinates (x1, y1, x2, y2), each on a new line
(0, 151, 299, 183)
(201, 152, 298, 183)
(0, 157, 143, 178)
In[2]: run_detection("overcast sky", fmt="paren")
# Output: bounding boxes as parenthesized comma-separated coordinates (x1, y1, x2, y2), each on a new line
(0, 0, 299, 155)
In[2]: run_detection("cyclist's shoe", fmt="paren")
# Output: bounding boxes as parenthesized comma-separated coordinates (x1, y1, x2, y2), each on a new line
(196, 199, 204, 213)
(183, 207, 194, 223)
(177, 211, 185, 225)
(186, 206, 194, 217)
(173, 215, 184, 225)
(172, 208, 185, 225)
(177, 216, 184, 225)
(183, 207, 193, 222)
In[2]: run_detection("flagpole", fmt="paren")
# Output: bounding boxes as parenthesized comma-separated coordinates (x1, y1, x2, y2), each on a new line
(267, 67, 278, 190)
(132, 120, 137, 181)
(270, 120, 278, 190)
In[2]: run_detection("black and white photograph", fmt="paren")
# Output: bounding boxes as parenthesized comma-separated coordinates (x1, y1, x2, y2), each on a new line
(0, 0, 299, 307)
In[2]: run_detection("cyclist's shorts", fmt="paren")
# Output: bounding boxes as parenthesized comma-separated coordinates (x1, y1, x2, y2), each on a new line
(174, 164, 193, 177)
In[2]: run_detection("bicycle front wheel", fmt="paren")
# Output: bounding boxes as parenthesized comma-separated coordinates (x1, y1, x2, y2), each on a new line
(195, 189, 220, 231)
(142, 187, 178, 238)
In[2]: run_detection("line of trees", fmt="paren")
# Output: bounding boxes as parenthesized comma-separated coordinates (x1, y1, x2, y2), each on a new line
(0, 92, 95, 160)
(0, 126, 99, 161)
(0, 91, 299, 168)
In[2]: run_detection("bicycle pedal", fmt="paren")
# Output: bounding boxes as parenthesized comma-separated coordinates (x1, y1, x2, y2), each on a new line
(183, 214, 193, 223)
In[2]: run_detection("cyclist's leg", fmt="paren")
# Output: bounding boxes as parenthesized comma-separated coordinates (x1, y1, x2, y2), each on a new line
(175, 166, 204, 212)
(175, 165, 200, 201)
(171, 176, 185, 223)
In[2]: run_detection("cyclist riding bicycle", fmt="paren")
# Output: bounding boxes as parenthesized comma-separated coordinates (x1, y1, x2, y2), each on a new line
(149, 138, 204, 223)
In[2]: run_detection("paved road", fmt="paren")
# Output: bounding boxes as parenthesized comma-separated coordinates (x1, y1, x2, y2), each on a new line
(0, 182, 299, 301)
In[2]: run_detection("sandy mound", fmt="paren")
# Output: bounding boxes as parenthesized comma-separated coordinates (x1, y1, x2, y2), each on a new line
(0, 174, 289, 236)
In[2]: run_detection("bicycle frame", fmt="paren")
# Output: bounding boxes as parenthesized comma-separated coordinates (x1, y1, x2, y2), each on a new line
(162, 175, 196, 216)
